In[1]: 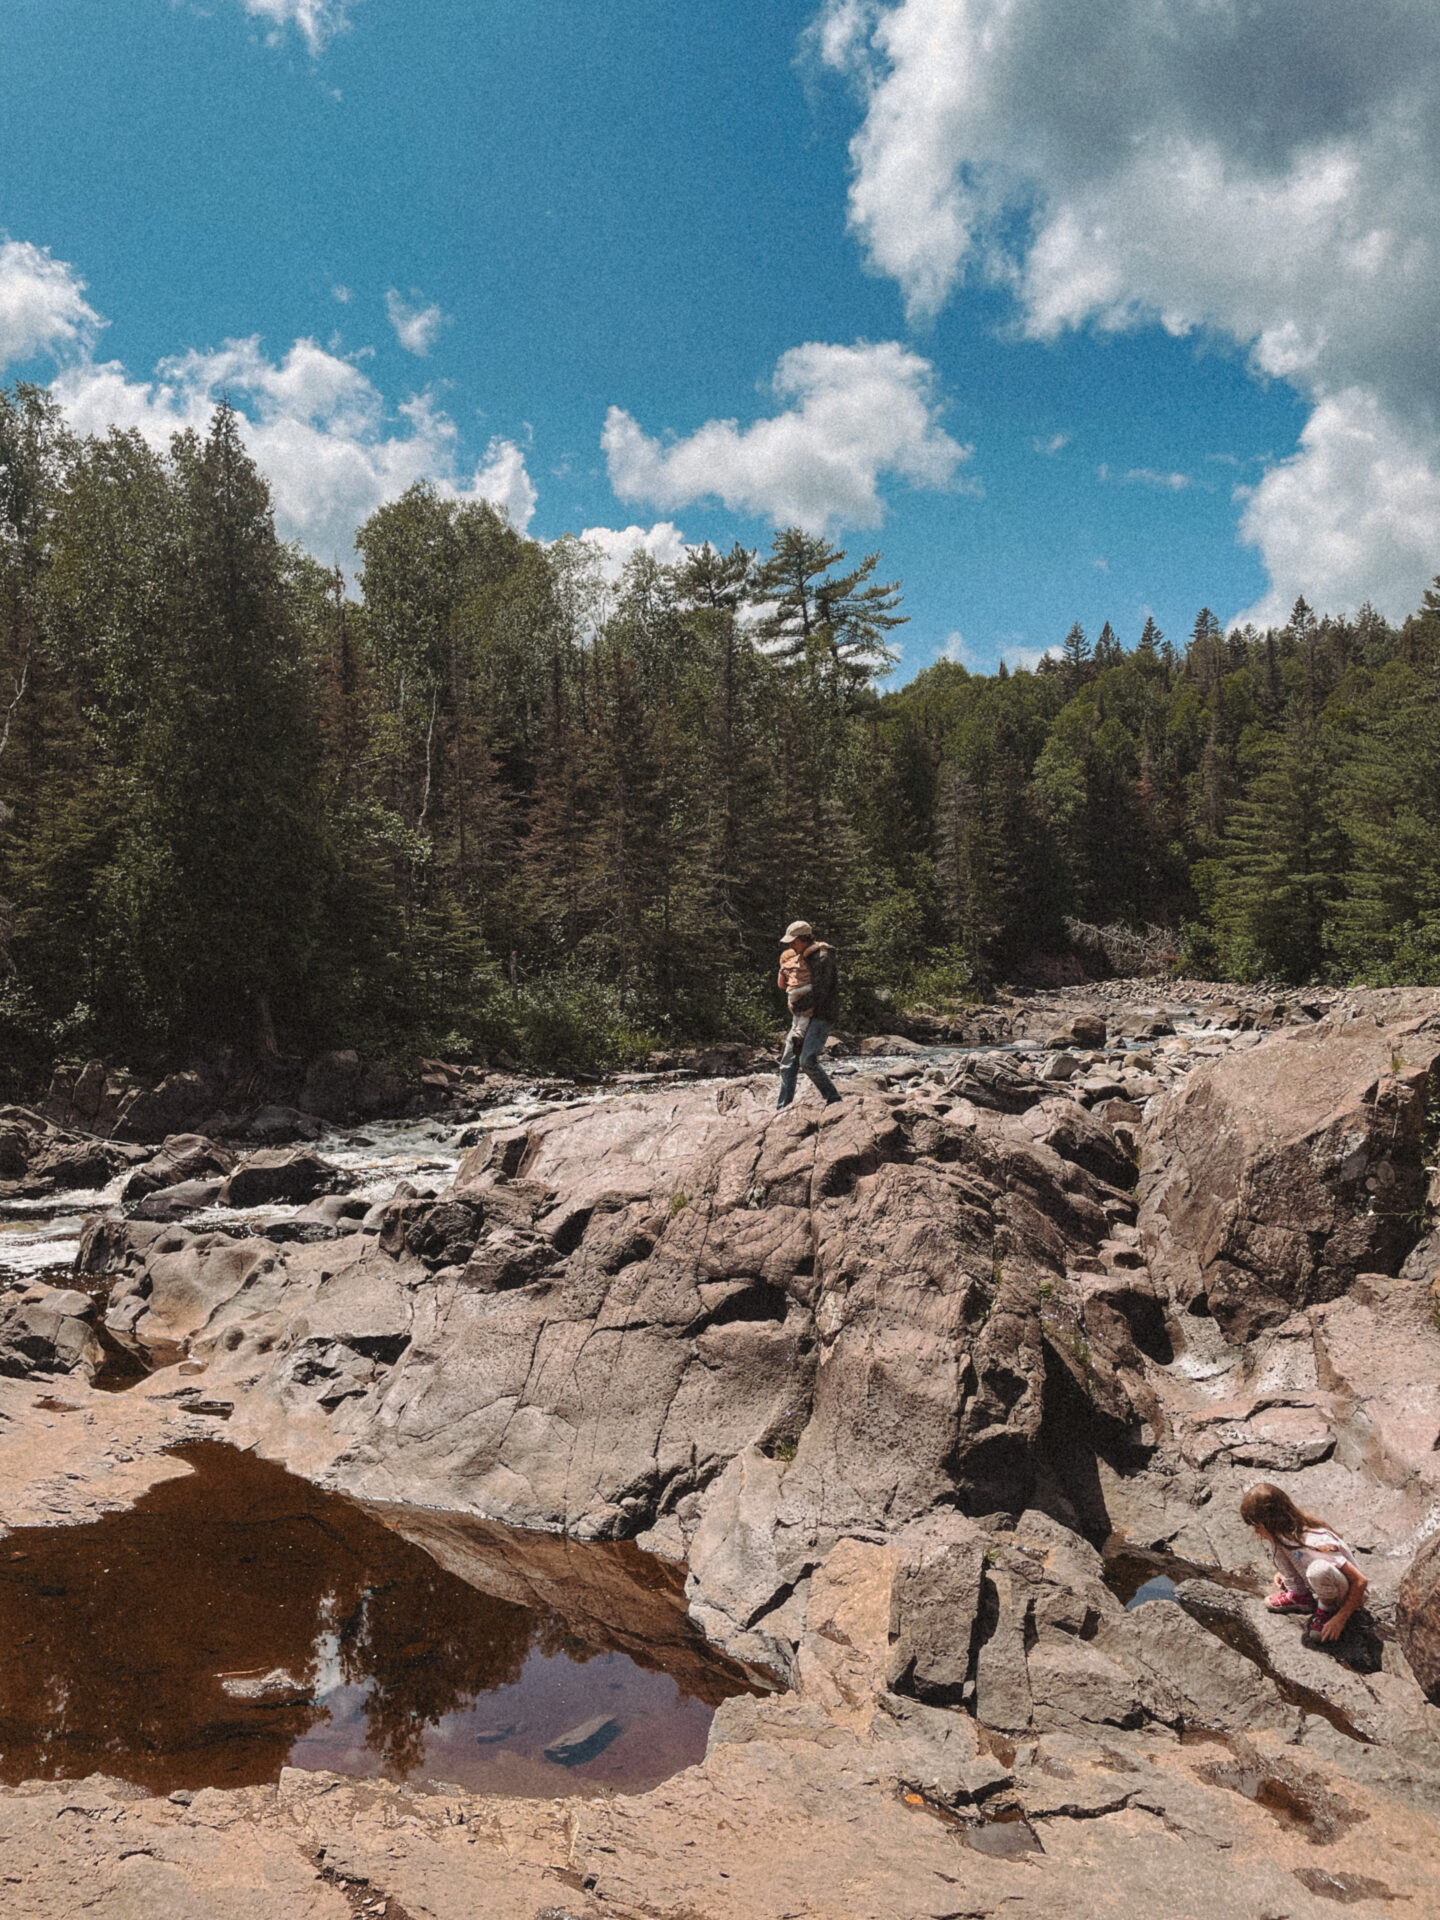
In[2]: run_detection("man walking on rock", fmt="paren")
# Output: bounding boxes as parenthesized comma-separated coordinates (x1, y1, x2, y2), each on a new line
(775, 919, 842, 1109)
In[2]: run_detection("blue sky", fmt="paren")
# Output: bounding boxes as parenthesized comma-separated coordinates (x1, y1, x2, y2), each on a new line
(2, 1, 1434, 676)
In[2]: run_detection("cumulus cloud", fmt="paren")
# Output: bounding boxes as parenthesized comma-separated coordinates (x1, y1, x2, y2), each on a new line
(236, 1, 353, 55)
(0, 239, 102, 368)
(53, 335, 535, 564)
(816, 0, 1440, 617)
(1032, 433, 1068, 456)
(1237, 390, 1440, 627)
(385, 289, 449, 357)
(603, 339, 968, 533)
(577, 521, 690, 582)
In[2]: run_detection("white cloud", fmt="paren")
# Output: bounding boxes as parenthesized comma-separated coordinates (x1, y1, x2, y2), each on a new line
(53, 335, 535, 564)
(1237, 390, 1440, 627)
(1097, 463, 1192, 491)
(0, 239, 102, 368)
(577, 521, 690, 582)
(385, 289, 449, 357)
(603, 339, 970, 534)
(996, 641, 1059, 674)
(936, 628, 966, 663)
(817, 0, 1440, 617)
(1032, 433, 1068, 456)
(236, 1, 353, 55)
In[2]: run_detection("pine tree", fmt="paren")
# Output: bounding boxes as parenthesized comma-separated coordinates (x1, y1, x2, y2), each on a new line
(1060, 622, 1092, 695)
(750, 529, 906, 702)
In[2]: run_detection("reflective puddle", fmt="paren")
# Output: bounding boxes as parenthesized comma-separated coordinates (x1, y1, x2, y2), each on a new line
(0, 1442, 756, 1797)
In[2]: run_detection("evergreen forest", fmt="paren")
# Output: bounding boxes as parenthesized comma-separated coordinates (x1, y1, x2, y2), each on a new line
(2, 387, 1439, 1087)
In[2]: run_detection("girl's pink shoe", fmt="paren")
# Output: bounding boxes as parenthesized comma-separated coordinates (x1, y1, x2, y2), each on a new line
(1303, 1605, 1334, 1644)
(1265, 1588, 1315, 1613)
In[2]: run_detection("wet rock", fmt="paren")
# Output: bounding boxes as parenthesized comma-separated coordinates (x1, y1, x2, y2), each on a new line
(378, 1195, 484, 1269)
(1397, 1534, 1440, 1702)
(121, 1134, 234, 1203)
(232, 1105, 325, 1146)
(1139, 997, 1440, 1338)
(543, 1714, 622, 1765)
(128, 1176, 225, 1222)
(219, 1149, 347, 1208)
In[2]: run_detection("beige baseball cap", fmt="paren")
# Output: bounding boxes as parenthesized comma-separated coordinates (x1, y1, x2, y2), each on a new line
(781, 920, 813, 945)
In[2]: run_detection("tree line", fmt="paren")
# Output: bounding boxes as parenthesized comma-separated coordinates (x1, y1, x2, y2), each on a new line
(1, 385, 1437, 1086)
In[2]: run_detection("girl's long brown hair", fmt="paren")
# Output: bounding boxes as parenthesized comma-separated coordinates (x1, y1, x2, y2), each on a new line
(1240, 1482, 1326, 1543)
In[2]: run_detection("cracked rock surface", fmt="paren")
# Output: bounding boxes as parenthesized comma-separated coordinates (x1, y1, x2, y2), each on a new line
(6, 983, 1440, 1916)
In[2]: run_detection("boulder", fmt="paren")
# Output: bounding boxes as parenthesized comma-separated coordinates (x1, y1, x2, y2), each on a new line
(165, 1077, 1132, 1540)
(951, 1053, 1044, 1112)
(1016, 1096, 1136, 1191)
(121, 1133, 234, 1203)
(0, 1286, 100, 1378)
(300, 1050, 362, 1121)
(1138, 997, 1440, 1338)
(1398, 1533, 1440, 1702)
(23, 1138, 120, 1192)
(129, 1177, 225, 1222)
(111, 1071, 219, 1144)
(219, 1149, 346, 1209)
(233, 1105, 325, 1145)
(1045, 1014, 1107, 1050)
(104, 1227, 279, 1344)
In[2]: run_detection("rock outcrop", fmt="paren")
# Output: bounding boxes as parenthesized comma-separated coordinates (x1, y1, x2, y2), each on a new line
(1139, 994, 1440, 1338)
(1398, 1533, 1440, 1702)
(16, 983, 1440, 1918)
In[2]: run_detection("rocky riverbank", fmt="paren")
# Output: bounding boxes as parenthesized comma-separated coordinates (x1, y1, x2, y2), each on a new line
(2, 981, 1440, 1918)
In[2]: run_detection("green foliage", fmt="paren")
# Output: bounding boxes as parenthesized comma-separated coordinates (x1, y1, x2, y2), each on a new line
(4, 375, 1440, 1096)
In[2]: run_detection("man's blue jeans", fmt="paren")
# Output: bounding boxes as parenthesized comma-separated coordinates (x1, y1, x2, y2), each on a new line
(777, 1017, 841, 1108)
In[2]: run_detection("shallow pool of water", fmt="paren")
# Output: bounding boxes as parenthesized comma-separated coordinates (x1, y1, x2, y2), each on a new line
(0, 1442, 755, 1798)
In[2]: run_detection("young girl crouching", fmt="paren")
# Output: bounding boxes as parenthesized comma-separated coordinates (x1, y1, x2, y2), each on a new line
(1240, 1483, 1367, 1646)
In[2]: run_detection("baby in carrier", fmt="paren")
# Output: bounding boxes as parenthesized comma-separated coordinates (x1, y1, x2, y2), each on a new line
(778, 940, 814, 1041)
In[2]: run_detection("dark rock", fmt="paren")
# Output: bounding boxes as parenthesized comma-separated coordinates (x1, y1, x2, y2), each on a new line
(301, 1050, 363, 1122)
(543, 1714, 621, 1765)
(379, 1196, 485, 1269)
(121, 1134, 234, 1202)
(219, 1150, 347, 1208)
(233, 1105, 325, 1146)
(0, 1287, 101, 1378)
(24, 1138, 120, 1192)
(129, 1177, 225, 1222)
(110, 1071, 220, 1144)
